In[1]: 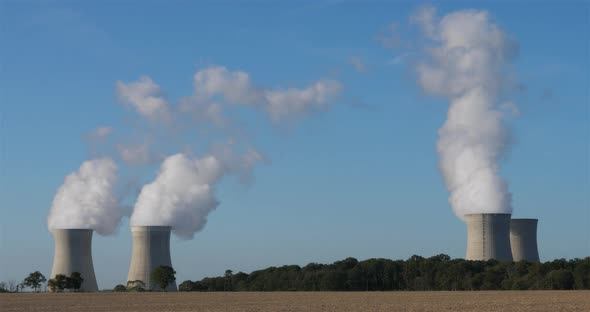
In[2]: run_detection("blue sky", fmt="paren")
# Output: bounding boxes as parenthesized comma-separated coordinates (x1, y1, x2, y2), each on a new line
(1, 1, 588, 289)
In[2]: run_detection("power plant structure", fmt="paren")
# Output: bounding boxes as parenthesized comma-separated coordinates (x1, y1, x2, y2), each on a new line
(510, 218, 540, 262)
(50, 229, 99, 292)
(127, 226, 177, 291)
(464, 213, 513, 261)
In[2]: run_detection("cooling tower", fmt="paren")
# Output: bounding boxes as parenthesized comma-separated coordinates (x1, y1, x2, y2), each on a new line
(50, 229, 99, 292)
(127, 226, 177, 291)
(465, 213, 513, 261)
(510, 218, 540, 262)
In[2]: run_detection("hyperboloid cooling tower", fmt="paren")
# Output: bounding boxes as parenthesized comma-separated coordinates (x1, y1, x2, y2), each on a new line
(465, 213, 513, 261)
(127, 226, 177, 291)
(50, 229, 99, 292)
(510, 218, 540, 262)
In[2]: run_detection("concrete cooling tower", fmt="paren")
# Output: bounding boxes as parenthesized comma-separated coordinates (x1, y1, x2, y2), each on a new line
(510, 218, 540, 263)
(465, 213, 513, 261)
(50, 229, 99, 292)
(127, 226, 177, 291)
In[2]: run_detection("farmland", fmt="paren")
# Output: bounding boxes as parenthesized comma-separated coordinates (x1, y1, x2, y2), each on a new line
(2, 291, 589, 312)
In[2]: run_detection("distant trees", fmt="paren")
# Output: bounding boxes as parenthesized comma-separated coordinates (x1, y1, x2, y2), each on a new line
(178, 280, 208, 292)
(178, 280, 193, 292)
(177, 255, 590, 292)
(546, 269, 575, 290)
(126, 280, 146, 292)
(7, 280, 17, 292)
(151, 266, 176, 291)
(66, 272, 84, 291)
(574, 257, 590, 289)
(224, 270, 233, 291)
(8, 256, 590, 294)
(113, 284, 127, 292)
(48, 274, 67, 292)
(23, 271, 47, 292)
(47, 272, 84, 292)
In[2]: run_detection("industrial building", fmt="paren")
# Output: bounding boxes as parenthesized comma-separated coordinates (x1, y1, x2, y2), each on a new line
(465, 213, 513, 261)
(510, 218, 540, 262)
(50, 229, 99, 292)
(127, 226, 177, 291)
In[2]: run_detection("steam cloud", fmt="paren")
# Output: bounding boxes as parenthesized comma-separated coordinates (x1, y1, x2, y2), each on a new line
(190, 65, 343, 122)
(120, 66, 341, 238)
(47, 158, 121, 235)
(49, 64, 340, 238)
(130, 149, 261, 239)
(414, 7, 518, 220)
(116, 76, 171, 122)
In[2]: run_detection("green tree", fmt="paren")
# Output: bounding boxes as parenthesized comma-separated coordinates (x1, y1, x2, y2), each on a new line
(546, 269, 575, 290)
(573, 258, 590, 289)
(126, 280, 146, 292)
(47, 279, 57, 292)
(113, 284, 127, 292)
(23, 271, 47, 292)
(151, 266, 176, 291)
(224, 270, 233, 291)
(179, 280, 194, 292)
(65, 272, 84, 292)
(48, 274, 67, 292)
(171, 256, 589, 292)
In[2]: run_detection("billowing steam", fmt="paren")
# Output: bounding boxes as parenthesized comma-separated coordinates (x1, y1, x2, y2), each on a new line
(121, 66, 340, 238)
(414, 7, 518, 219)
(130, 149, 261, 239)
(47, 158, 121, 235)
(49, 64, 340, 238)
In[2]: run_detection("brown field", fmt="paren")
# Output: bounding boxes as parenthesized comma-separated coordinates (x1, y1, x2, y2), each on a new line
(2, 291, 589, 312)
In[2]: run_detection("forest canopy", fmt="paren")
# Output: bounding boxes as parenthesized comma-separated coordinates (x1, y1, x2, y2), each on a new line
(179, 255, 590, 292)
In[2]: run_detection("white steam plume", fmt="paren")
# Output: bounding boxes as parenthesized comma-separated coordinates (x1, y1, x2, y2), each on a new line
(86, 126, 113, 140)
(116, 76, 171, 122)
(119, 65, 338, 238)
(117, 66, 342, 126)
(47, 158, 121, 235)
(117, 142, 156, 165)
(190, 65, 342, 122)
(414, 7, 518, 220)
(130, 149, 261, 239)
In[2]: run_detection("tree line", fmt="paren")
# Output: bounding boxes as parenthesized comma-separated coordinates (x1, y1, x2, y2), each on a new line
(179, 255, 590, 292)
(0, 266, 177, 293)
(2, 256, 588, 292)
(113, 265, 177, 292)
(0, 271, 84, 293)
(47, 273, 84, 292)
(0, 271, 48, 293)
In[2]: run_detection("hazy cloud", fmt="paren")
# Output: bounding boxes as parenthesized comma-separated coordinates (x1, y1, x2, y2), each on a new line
(388, 53, 411, 66)
(264, 79, 342, 121)
(410, 5, 437, 38)
(375, 23, 403, 50)
(348, 56, 368, 73)
(185, 65, 343, 122)
(116, 76, 171, 122)
(85, 126, 113, 142)
(194, 66, 262, 105)
(117, 143, 155, 165)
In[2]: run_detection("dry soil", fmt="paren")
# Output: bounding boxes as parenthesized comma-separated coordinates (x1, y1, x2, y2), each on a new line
(2, 291, 589, 312)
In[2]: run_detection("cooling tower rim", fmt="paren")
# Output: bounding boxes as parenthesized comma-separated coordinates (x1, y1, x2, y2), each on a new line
(50, 228, 94, 232)
(130, 225, 172, 232)
(511, 218, 538, 221)
(464, 213, 512, 217)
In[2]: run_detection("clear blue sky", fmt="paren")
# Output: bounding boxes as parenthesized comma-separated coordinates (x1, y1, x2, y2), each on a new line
(1, 1, 588, 289)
